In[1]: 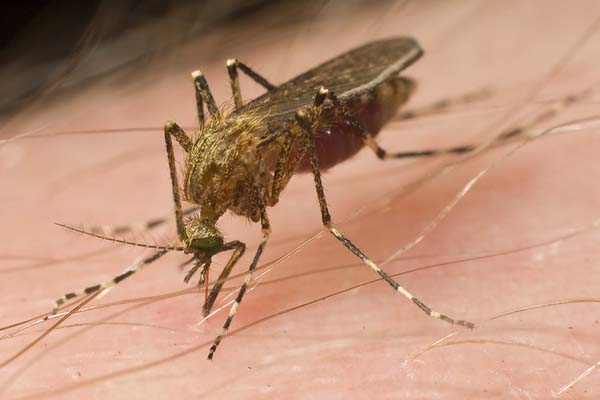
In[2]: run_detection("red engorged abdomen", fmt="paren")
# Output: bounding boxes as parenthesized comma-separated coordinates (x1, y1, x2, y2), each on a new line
(296, 77, 412, 172)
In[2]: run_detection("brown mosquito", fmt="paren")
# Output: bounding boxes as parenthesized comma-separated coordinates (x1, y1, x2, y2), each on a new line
(56, 37, 582, 359)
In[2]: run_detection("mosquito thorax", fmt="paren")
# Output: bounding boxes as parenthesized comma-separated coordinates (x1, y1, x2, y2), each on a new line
(182, 108, 271, 220)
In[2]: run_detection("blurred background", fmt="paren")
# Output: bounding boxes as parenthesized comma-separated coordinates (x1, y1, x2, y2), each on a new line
(1, 0, 395, 122)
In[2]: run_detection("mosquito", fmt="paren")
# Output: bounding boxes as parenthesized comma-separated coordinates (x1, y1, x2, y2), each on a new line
(56, 37, 583, 359)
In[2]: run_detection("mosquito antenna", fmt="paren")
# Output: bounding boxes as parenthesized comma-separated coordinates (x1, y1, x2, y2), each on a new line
(55, 222, 185, 251)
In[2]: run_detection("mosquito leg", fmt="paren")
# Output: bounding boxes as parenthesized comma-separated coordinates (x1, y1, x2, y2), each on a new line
(318, 85, 475, 159)
(164, 121, 193, 240)
(191, 70, 220, 120)
(177, 239, 247, 316)
(207, 207, 271, 360)
(183, 259, 210, 285)
(267, 130, 296, 205)
(182, 258, 212, 305)
(203, 240, 246, 317)
(78, 122, 198, 250)
(395, 87, 492, 121)
(338, 85, 588, 160)
(226, 58, 275, 109)
(192, 73, 204, 126)
(295, 88, 474, 329)
(375, 89, 589, 159)
(53, 250, 167, 312)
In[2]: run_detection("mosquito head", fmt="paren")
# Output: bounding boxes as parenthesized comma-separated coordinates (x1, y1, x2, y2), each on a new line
(183, 218, 224, 256)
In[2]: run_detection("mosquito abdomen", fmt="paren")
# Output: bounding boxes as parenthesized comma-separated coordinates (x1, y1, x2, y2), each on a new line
(297, 76, 415, 171)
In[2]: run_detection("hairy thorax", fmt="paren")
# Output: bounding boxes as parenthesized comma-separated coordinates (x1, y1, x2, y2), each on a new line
(182, 76, 414, 222)
(182, 112, 276, 223)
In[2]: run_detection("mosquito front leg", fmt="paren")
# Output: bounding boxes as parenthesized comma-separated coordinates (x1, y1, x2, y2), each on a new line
(191, 70, 220, 121)
(53, 250, 167, 312)
(183, 259, 211, 285)
(176, 239, 247, 316)
(226, 58, 275, 109)
(207, 204, 271, 360)
(164, 121, 192, 239)
(203, 240, 246, 317)
(295, 87, 474, 329)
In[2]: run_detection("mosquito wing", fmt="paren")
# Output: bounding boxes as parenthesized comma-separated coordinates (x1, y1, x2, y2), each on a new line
(236, 37, 423, 123)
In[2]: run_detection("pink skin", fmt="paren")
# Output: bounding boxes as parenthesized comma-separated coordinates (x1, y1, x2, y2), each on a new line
(1, 1, 600, 399)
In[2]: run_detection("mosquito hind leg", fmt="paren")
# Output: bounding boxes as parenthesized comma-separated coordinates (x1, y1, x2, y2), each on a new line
(53, 250, 167, 312)
(207, 205, 271, 360)
(294, 87, 474, 329)
(334, 84, 588, 160)
(376, 89, 589, 159)
(226, 58, 275, 109)
(316, 85, 477, 159)
(395, 87, 492, 121)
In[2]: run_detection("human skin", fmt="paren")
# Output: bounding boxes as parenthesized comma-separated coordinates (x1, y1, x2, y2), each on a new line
(1, 1, 600, 399)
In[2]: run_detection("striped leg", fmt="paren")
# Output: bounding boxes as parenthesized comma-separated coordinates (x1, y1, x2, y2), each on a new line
(395, 87, 491, 121)
(295, 88, 474, 329)
(179, 240, 248, 317)
(53, 250, 167, 312)
(203, 240, 246, 317)
(207, 207, 271, 360)
(334, 86, 588, 160)
(370, 90, 589, 159)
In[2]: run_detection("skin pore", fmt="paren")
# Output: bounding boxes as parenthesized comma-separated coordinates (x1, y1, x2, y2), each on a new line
(1, 1, 600, 398)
